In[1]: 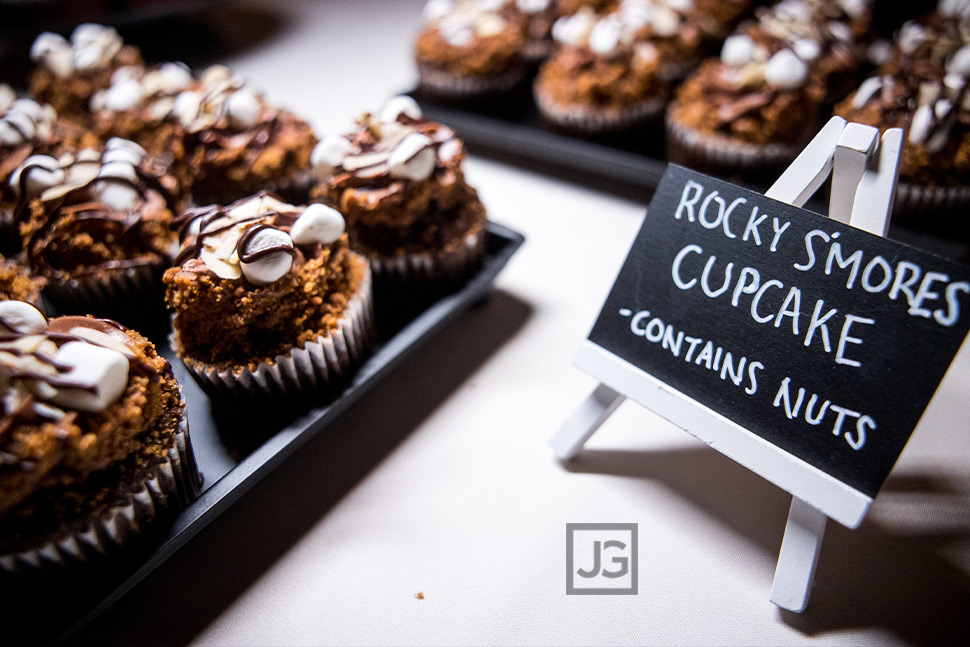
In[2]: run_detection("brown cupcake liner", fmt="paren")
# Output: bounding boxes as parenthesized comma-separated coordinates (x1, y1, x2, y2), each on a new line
(417, 62, 527, 99)
(533, 82, 665, 134)
(665, 111, 807, 179)
(175, 263, 376, 401)
(892, 182, 970, 221)
(42, 262, 167, 317)
(368, 226, 486, 289)
(0, 412, 202, 574)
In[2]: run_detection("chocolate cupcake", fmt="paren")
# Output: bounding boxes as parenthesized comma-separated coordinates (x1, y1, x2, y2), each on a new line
(415, 0, 529, 98)
(172, 65, 317, 204)
(28, 24, 143, 122)
(310, 96, 488, 303)
(666, 0, 874, 179)
(835, 6, 970, 217)
(164, 192, 374, 401)
(9, 138, 178, 318)
(0, 301, 200, 573)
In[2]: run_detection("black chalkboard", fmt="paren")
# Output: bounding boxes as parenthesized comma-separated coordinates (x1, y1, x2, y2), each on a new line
(589, 166, 970, 498)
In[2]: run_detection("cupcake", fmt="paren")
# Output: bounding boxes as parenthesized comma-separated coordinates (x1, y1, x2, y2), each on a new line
(835, 6, 970, 217)
(0, 300, 201, 573)
(28, 24, 143, 122)
(310, 96, 488, 301)
(168, 65, 317, 204)
(10, 138, 178, 318)
(533, 0, 752, 133)
(666, 0, 874, 179)
(87, 62, 196, 201)
(164, 192, 374, 401)
(415, 0, 529, 98)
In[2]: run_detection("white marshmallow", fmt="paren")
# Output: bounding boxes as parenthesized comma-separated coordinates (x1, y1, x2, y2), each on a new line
(837, 0, 866, 18)
(98, 160, 138, 182)
(440, 16, 475, 47)
(11, 98, 44, 122)
(388, 133, 436, 180)
(422, 0, 454, 22)
(0, 301, 47, 334)
(517, 0, 550, 13)
(155, 62, 194, 93)
(898, 22, 926, 55)
(174, 91, 203, 127)
(793, 38, 821, 62)
(311, 135, 352, 177)
(948, 45, 970, 77)
(93, 180, 141, 212)
(10, 155, 63, 198)
(648, 7, 680, 38)
(664, 0, 693, 11)
(0, 85, 15, 113)
(31, 32, 73, 77)
(226, 89, 262, 130)
(826, 21, 852, 43)
(475, 14, 507, 38)
(0, 122, 21, 147)
(476, 0, 505, 11)
(764, 48, 808, 90)
(909, 103, 933, 145)
(552, 13, 593, 47)
(588, 17, 623, 56)
(103, 77, 145, 111)
(238, 227, 295, 286)
(107, 137, 147, 160)
(48, 341, 130, 413)
(721, 34, 756, 66)
(379, 95, 423, 123)
(4, 110, 36, 141)
(290, 203, 345, 245)
(850, 76, 885, 110)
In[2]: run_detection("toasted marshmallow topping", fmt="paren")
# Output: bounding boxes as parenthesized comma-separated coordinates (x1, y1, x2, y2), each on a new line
(30, 24, 124, 78)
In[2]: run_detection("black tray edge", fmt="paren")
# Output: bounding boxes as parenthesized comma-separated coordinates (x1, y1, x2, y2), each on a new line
(60, 222, 525, 640)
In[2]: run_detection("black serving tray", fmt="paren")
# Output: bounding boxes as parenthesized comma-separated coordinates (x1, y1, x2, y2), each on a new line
(2, 222, 523, 645)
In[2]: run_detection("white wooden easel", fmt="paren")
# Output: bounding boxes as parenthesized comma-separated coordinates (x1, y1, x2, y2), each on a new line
(550, 117, 903, 612)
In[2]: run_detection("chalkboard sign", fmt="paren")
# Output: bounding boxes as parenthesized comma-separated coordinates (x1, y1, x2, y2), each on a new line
(587, 165, 970, 502)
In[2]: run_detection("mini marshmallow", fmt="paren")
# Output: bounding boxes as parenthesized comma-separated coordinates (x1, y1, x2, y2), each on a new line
(721, 34, 756, 66)
(0, 85, 15, 112)
(311, 135, 353, 177)
(379, 95, 423, 123)
(851, 76, 885, 110)
(4, 110, 36, 142)
(0, 301, 47, 334)
(898, 22, 926, 55)
(475, 14, 507, 38)
(909, 103, 933, 145)
(155, 62, 194, 93)
(476, 0, 505, 11)
(764, 48, 808, 90)
(517, 0, 550, 13)
(552, 13, 593, 47)
(388, 133, 436, 180)
(102, 140, 146, 167)
(11, 98, 45, 122)
(49, 341, 129, 413)
(107, 137, 147, 160)
(10, 155, 63, 198)
(93, 180, 141, 212)
(837, 0, 866, 18)
(423, 0, 454, 22)
(290, 203, 345, 245)
(239, 227, 295, 286)
(102, 77, 144, 111)
(30, 33, 73, 77)
(948, 45, 970, 77)
(0, 123, 21, 147)
(792, 38, 821, 62)
(648, 6, 681, 38)
(98, 160, 138, 182)
(440, 16, 475, 47)
(826, 21, 852, 43)
(588, 17, 623, 55)
(226, 89, 262, 130)
(174, 91, 203, 127)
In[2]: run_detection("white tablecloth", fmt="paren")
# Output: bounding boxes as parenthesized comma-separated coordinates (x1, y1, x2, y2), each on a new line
(76, 2, 970, 644)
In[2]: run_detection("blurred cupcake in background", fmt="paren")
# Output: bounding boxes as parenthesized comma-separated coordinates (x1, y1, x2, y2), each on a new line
(11, 138, 178, 319)
(415, 0, 529, 98)
(666, 0, 874, 180)
(836, 2, 970, 217)
(28, 24, 143, 121)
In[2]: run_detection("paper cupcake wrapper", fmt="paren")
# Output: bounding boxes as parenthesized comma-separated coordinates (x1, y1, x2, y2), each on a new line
(368, 227, 486, 290)
(892, 182, 970, 220)
(418, 62, 527, 99)
(176, 264, 375, 402)
(42, 263, 166, 317)
(533, 82, 664, 134)
(665, 112, 806, 177)
(0, 412, 201, 574)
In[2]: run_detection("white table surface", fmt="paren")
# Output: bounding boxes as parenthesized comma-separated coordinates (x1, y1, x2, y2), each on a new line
(74, 1, 970, 644)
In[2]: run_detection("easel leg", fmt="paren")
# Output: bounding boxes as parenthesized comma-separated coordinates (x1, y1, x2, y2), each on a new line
(549, 383, 625, 461)
(770, 497, 828, 612)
